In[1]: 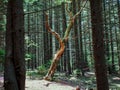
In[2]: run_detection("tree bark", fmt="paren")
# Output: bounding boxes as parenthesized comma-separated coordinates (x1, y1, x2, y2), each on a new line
(72, 0, 81, 70)
(4, 0, 25, 90)
(43, 8, 76, 80)
(43, 1, 85, 81)
(90, 0, 109, 90)
(62, 2, 71, 74)
(117, 0, 120, 70)
(43, 0, 49, 65)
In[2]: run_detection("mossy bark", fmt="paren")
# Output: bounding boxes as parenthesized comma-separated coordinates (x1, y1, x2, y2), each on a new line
(43, 13, 74, 80)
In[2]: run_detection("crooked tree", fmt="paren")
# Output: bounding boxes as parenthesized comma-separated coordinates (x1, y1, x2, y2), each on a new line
(43, 2, 86, 80)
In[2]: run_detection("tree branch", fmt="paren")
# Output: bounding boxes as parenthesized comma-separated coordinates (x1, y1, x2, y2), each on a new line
(65, 3, 72, 19)
(45, 13, 63, 48)
(44, 1, 88, 80)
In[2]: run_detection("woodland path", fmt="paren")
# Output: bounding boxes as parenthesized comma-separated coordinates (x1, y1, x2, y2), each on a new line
(0, 77, 77, 90)
(0, 73, 120, 90)
(26, 79, 76, 90)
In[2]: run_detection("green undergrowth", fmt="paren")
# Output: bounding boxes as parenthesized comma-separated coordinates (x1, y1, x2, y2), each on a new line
(26, 71, 120, 89)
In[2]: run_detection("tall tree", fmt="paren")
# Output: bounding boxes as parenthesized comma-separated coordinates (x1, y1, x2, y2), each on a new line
(62, 2, 71, 74)
(77, 0, 86, 75)
(43, 2, 82, 80)
(103, 0, 110, 72)
(89, 0, 109, 90)
(43, 0, 49, 64)
(4, 0, 26, 90)
(48, 0, 53, 63)
(117, 0, 120, 31)
(72, 0, 81, 71)
(108, 0, 115, 72)
(0, 0, 6, 48)
(117, 0, 120, 70)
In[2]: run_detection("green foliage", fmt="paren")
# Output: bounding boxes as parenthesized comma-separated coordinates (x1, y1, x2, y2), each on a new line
(0, 15, 6, 31)
(45, 59, 52, 68)
(25, 35, 38, 48)
(25, 53, 33, 61)
(27, 70, 37, 76)
(37, 59, 52, 75)
(55, 0, 72, 5)
(37, 65, 48, 75)
(73, 69, 81, 76)
(24, 0, 38, 4)
(0, 49, 5, 63)
(26, 70, 42, 79)
(0, 49, 5, 55)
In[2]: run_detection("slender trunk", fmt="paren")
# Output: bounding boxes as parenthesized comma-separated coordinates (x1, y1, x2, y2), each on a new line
(72, 0, 81, 73)
(117, 0, 120, 70)
(103, 0, 111, 74)
(43, 0, 49, 64)
(0, 14, 4, 48)
(62, 2, 71, 74)
(108, 1, 115, 71)
(49, 0, 53, 61)
(62, 3, 67, 72)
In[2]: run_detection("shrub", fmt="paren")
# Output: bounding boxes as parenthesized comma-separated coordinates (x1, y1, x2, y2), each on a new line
(37, 65, 48, 75)
(73, 69, 81, 77)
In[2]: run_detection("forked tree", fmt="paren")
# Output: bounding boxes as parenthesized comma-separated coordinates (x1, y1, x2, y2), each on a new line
(43, 2, 87, 81)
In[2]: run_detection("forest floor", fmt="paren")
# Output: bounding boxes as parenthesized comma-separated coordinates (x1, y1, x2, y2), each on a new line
(0, 72, 120, 90)
(25, 79, 76, 90)
(0, 76, 76, 90)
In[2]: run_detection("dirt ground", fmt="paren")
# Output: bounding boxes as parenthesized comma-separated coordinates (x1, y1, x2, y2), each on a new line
(0, 77, 77, 90)
(26, 79, 76, 90)
(0, 73, 120, 90)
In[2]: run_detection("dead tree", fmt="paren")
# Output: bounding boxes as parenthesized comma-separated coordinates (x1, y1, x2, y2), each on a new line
(43, 2, 86, 81)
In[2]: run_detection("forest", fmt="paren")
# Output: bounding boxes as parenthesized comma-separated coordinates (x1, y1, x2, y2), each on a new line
(0, 0, 120, 90)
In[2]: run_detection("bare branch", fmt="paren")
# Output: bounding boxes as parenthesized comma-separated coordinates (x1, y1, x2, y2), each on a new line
(65, 3, 73, 18)
(65, 3, 71, 14)
(73, 0, 88, 18)
(45, 13, 63, 48)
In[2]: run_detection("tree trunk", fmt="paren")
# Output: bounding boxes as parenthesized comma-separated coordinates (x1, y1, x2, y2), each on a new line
(103, 0, 110, 73)
(90, 0, 109, 90)
(43, 1, 84, 81)
(43, 0, 49, 65)
(118, 0, 120, 32)
(62, 2, 72, 75)
(108, 1, 115, 72)
(117, 0, 120, 70)
(0, 14, 4, 48)
(78, 0, 87, 75)
(43, 6, 77, 80)
(72, 0, 80, 70)
(48, 0, 53, 62)
(4, 0, 25, 90)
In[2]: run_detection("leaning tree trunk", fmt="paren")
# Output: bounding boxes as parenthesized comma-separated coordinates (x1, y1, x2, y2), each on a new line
(90, 0, 109, 90)
(4, 0, 25, 90)
(43, 2, 83, 80)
